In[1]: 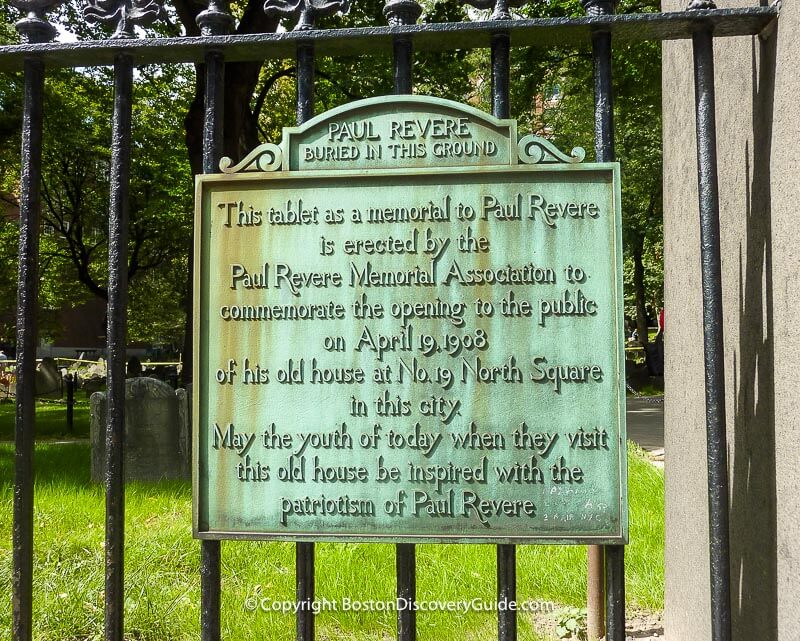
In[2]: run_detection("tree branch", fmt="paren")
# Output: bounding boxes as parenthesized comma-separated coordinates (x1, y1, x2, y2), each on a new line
(252, 66, 296, 125)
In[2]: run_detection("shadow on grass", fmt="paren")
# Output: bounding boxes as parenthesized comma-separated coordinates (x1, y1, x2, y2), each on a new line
(0, 443, 191, 494)
(0, 399, 92, 440)
(0, 442, 93, 488)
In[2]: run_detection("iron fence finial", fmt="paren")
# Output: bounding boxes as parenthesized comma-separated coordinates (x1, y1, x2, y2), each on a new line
(383, 0, 422, 26)
(83, 0, 164, 39)
(580, 0, 617, 16)
(9, 0, 62, 42)
(687, 0, 717, 10)
(264, 0, 350, 32)
(459, 0, 525, 22)
(196, 0, 235, 36)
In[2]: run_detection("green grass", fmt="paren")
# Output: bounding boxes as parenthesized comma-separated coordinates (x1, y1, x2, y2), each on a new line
(627, 383, 664, 397)
(0, 399, 91, 441)
(0, 443, 663, 641)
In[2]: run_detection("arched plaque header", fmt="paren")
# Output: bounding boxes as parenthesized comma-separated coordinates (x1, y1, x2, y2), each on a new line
(221, 95, 585, 173)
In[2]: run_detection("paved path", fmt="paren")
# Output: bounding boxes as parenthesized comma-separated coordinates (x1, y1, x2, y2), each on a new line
(626, 396, 664, 464)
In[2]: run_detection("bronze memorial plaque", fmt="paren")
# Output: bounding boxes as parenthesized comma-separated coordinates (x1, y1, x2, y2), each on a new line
(193, 96, 627, 543)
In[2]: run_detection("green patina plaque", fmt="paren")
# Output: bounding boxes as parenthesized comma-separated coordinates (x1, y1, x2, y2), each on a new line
(193, 96, 627, 544)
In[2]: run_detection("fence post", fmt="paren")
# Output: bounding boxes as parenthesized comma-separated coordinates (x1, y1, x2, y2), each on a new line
(196, 2, 235, 640)
(10, 2, 60, 638)
(384, 1, 421, 638)
(66, 373, 74, 433)
(580, 0, 622, 639)
(294, 39, 317, 641)
(689, 10, 733, 641)
(488, 10, 515, 640)
(103, 48, 134, 641)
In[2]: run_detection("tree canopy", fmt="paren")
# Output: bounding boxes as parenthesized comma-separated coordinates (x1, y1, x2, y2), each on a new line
(0, 0, 664, 354)
(511, 0, 664, 341)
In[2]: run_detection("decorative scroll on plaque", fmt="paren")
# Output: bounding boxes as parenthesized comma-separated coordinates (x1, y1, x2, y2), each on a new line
(193, 96, 627, 543)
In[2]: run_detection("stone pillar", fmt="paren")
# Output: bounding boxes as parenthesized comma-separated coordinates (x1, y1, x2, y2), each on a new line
(662, 2, 796, 640)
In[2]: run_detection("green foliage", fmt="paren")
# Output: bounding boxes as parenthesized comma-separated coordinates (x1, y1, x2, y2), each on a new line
(0, 218, 18, 341)
(510, 0, 664, 324)
(555, 606, 587, 640)
(0, 3, 18, 44)
(623, 236, 663, 317)
(0, 63, 195, 344)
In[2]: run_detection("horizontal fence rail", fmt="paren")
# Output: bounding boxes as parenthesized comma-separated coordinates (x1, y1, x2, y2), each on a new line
(0, 8, 779, 70)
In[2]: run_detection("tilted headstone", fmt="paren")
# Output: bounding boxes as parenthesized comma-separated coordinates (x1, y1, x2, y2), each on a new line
(90, 377, 189, 482)
(35, 357, 62, 398)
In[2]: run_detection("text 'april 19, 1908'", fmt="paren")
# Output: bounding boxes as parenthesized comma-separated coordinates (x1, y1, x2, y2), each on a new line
(194, 97, 626, 543)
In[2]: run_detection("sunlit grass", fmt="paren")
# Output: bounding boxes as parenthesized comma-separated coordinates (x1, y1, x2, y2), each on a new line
(0, 399, 91, 440)
(0, 443, 663, 640)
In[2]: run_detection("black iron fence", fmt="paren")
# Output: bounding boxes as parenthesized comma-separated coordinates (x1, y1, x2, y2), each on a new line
(0, 1, 779, 641)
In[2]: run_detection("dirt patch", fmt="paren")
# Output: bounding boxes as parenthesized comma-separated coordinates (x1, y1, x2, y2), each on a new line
(530, 607, 664, 641)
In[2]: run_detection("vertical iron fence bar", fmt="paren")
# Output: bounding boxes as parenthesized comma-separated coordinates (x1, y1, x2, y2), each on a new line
(591, 28, 614, 163)
(200, 540, 222, 641)
(386, 6, 418, 635)
(593, 26, 625, 641)
(382, 3, 420, 637)
(604, 545, 624, 640)
(296, 543, 315, 641)
(296, 43, 315, 125)
(497, 545, 516, 641)
(12, 11, 58, 638)
(490, 31, 510, 120)
(105, 51, 133, 641)
(295, 41, 316, 641)
(200, 45, 226, 641)
(196, 6, 234, 640)
(392, 37, 413, 95)
(202, 50, 226, 173)
(396, 543, 416, 641)
(490, 24, 515, 641)
(384, 0, 420, 95)
(592, 24, 615, 641)
(12, 53, 47, 641)
(582, 0, 622, 637)
(691, 24, 732, 641)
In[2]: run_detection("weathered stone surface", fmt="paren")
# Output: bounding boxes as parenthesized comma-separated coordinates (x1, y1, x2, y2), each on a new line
(35, 357, 62, 398)
(663, 4, 795, 639)
(91, 377, 189, 482)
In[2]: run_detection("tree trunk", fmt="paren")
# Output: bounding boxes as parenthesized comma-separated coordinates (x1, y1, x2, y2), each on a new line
(179, 9, 279, 385)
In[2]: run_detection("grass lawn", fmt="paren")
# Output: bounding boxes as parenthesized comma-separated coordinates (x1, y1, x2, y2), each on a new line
(0, 443, 663, 641)
(0, 399, 91, 441)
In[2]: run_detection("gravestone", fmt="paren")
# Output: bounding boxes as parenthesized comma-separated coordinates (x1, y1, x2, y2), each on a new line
(35, 357, 62, 398)
(90, 377, 189, 482)
(126, 356, 143, 378)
